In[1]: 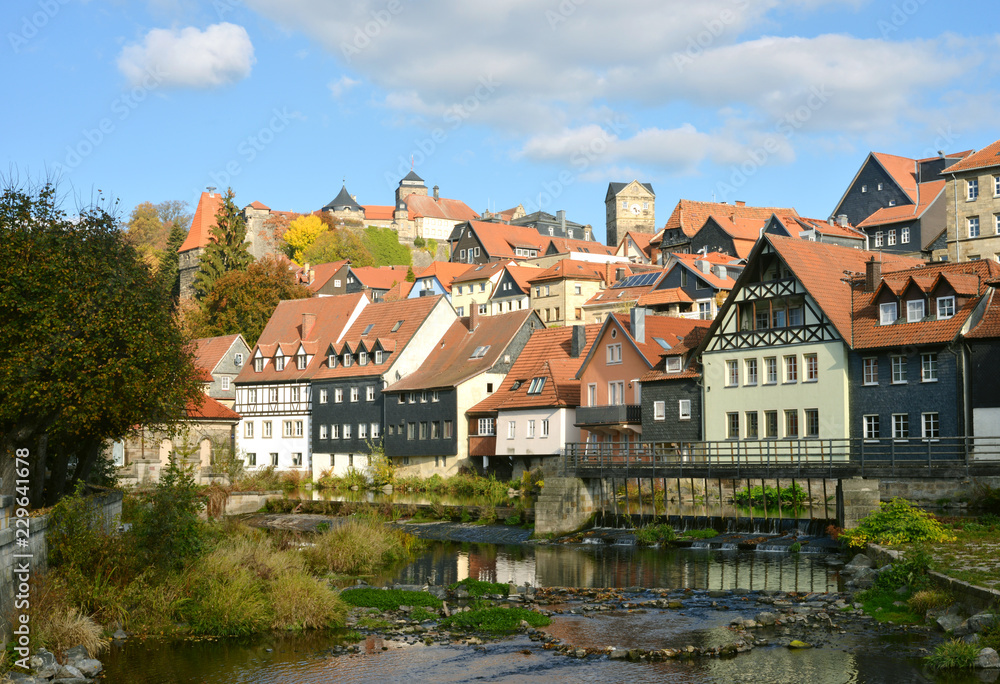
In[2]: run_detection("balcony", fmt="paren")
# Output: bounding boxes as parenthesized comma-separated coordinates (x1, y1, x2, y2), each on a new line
(576, 404, 642, 426)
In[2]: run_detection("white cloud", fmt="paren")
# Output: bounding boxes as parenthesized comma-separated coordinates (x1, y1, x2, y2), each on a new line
(117, 23, 255, 88)
(328, 75, 360, 98)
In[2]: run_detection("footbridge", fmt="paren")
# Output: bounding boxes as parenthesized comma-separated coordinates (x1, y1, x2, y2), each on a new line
(534, 437, 1000, 537)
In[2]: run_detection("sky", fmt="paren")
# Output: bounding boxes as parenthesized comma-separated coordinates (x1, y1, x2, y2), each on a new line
(4, 0, 1000, 244)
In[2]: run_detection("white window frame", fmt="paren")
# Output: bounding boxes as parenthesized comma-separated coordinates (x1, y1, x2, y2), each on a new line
(319, 425, 328, 440)
(478, 418, 495, 436)
(358, 423, 367, 440)
(507, 421, 515, 439)
(907, 299, 925, 322)
(874, 231, 883, 248)
(263, 420, 272, 438)
(745, 358, 758, 386)
(804, 353, 818, 382)
(679, 399, 691, 421)
(319, 389, 328, 404)
(891, 355, 907, 384)
(653, 401, 665, 421)
(901, 227, 910, 244)
(527, 420, 535, 438)
(879, 302, 897, 325)
(892, 413, 909, 441)
(244, 421, 253, 438)
(335, 388, 343, 403)
(764, 357, 777, 385)
(221, 376, 230, 390)
(371, 423, 380, 439)
(726, 412, 739, 439)
(274, 356, 285, 371)
(863, 357, 878, 386)
(350, 387, 359, 402)
(366, 386, 375, 401)
(784, 355, 797, 383)
(726, 359, 739, 387)
(937, 296, 955, 319)
(968, 178, 979, 201)
(921, 412, 940, 441)
(542, 419, 550, 437)
(331, 424, 340, 439)
(921, 353, 938, 382)
(863, 415, 879, 441)
(608, 380, 625, 405)
(969, 216, 980, 238)
(606, 343, 622, 365)
(343, 424, 351, 440)
(888, 229, 896, 246)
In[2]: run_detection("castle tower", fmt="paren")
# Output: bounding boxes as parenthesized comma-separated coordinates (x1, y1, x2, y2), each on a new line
(605, 181, 655, 247)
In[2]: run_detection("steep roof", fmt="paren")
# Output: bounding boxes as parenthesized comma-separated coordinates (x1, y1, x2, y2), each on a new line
(871, 152, 919, 202)
(502, 264, 538, 294)
(405, 194, 479, 222)
(305, 260, 350, 293)
(640, 326, 710, 382)
(606, 181, 655, 200)
(383, 280, 414, 301)
(942, 138, 1000, 174)
(620, 230, 657, 258)
(313, 296, 445, 380)
(415, 261, 473, 292)
(235, 293, 368, 384)
(185, 394, 241, 421)
(663, 199, 798, 239)
(350, 265, 412, 290)
(384, 310, 537, 392)
(858, 180, 946, 229)
(468, 325, 601, 413)
(605, 314, 712, 369)
(323, 185, 362, 212)
(967, 287, 1000, 339)
(452, 261, 510, 284)
(668, 252, 741, 290)
(192, 334, 246, 373)
(465, 221, 547, 259)
(852, 260, 1000, 348)
(400, 170, 424, 183)
(546, 237, 617, 256)
(178, 191, 225, 253)
(636, 288, 693, 307)
(248, 200, 270, 210)
(527, 259, 605, 284)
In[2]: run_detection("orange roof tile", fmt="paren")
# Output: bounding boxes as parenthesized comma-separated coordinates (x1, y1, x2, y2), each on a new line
(636, 288, 693, 306)
(305, 260, 350, 292)
(668, 252, 740, 290)
(178, 191, 225, 253)
(383, 281, 414, 301)
(416, 261, 474, 292)
(405, 195, 479, 222)
(384, 310, 537, 392)
(503, 264, 539, 293)
(249, 200, 270, 210)
(967, 288, 1000, 339)
(452, 261, 510, 285)
(192, 334, 246, 373)
(871, 152, 919, 202)
(607, 314, 712, 368)
(546, 237, 617, 256)
(185, 394, 241, 421)
(465, 221, 547, 260)
(350, 265, 412, 290)
(363, 205, 396, 221)
(858, 180, 946, 229)
(663, 199, 798, 238)
(526, 259, 605, 284)
(943, 138, 1000, 174)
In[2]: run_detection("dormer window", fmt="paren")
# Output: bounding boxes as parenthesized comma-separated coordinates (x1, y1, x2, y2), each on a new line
(527, 377, 546, 394)
(906, 299, 925, 322)
(665, 357, 682, 373)
(879, 302, 898, 325)
(360, 352, 368, 366)
(275, 356, 285, 371)
(296, 354, 307, 370)
(328, 354, 336, 368)
(937, 296, 955, 319)
(343, 353, 353, 367)
(375, 350, 384, 364)
(254, 358, 264, 372)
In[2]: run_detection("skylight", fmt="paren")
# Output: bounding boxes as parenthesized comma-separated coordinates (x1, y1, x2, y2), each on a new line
(391, 320, 403, 332)
(469, 345, 491, 359)
(652, 337, 671, 349)
(362, 323, 374, 336)
(527, 377, 546, 394)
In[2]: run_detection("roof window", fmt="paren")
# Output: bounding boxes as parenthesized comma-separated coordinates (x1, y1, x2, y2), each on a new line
(527, 377, 546, 394)
(391, 320, 403, 332)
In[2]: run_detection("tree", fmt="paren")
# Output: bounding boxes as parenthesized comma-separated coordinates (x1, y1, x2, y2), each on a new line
(125, 201, 166, 264)
(198, 255, 311, 345)
(362, 226, 411, 266)
(302, 228, 374, 267)
(405, 266, 415, 282)
(155, 199, 192, 234)
(0, 182, 203, 507)
(156, 223, 187, 304)
(283, 214, 329, 264)
(192, 188, 252, 300)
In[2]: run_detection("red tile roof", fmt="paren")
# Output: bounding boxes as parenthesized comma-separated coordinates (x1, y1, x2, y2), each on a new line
(416, 261, 474, 292)
(527, 259, 605, 284)
(185, 394, 241, 421)
(607, 313, 712, 368)
(249, 200, 270, 210)
(583, 285, 648, 307)
(871, 152, 919, 202)
(192, 334, 245, 373)
(235, 293, 369, 384)
(858, 180, 946, 229)
(468, 325, 601, 413)
(546, 237, 617, 256)
(178, 191, 225, 253)
(636, 288, 693, 306)
(466, 221, 547, 260)
(382, 281, 414, 301)
(851, 260, 1000, 349)
(668, 252, 740, 290)
(350, 265, 412, 290)
(405, 195, 479, 222)
(313, 296, 446, 380)
(305, 260, 350, 293)
(640, 326, 710, 382)
(663, 199, 799, 238)
(503, 264, 539, 293)
(384, 310, 537, 392)
(452, 261, 510, 285)
(619, 230, 657, 258)
(943, 138, 1000, 174)
(363, 205, 397, 221)
(765, 236, 925, 341)
(967, 287, 1000, 339)
(791, 216, 867, 240)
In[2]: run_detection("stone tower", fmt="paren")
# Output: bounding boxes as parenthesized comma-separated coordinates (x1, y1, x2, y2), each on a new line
(605, 181, 656, 247)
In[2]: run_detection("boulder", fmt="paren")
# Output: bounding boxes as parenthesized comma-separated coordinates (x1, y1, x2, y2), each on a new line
(975, 648, 1000, 669)
(63, 645, 89, 660)
(845, 554, 875, 570)
(788, 640, 813, 649)
(29, 649, 57, 671)
(937, 613, 965, 633)
(968, 614, 999, 634)
(56, 664, 85, 679)
(756, 612, 778, 626)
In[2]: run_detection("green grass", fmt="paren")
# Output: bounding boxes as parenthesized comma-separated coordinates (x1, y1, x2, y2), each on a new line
(855, 588, 923, 624)
(440, 607, 550, 633)
(679, 528, 719, 539)
(449, 577, 509, 597)
(339, 588, 443, 611)
(634, 523, 676, 546)
(926, 638, 980, 670)
(356, 616, 393, 630)
(410, 607, 437, 621)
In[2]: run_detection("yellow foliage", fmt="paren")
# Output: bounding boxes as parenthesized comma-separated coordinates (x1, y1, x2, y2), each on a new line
(284, 215, 329, 264)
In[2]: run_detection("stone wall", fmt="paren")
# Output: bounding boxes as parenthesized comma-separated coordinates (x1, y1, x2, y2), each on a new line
(879, 475, 1000, 506)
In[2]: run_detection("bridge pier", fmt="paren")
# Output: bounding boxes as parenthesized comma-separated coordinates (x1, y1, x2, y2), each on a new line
(836, 477, 880, 529)
(535, 477, 610, 537)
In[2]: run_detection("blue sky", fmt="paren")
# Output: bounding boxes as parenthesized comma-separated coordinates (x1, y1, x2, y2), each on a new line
(4, 0, 999, 243)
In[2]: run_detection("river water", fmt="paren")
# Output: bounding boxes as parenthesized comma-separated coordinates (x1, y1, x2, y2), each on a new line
(101, 531, 989, 683)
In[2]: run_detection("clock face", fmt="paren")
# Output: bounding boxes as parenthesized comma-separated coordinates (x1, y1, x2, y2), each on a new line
(630, 204, 641, 215)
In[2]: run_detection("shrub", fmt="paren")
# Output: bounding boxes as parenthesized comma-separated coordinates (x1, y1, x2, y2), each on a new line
(505, 514, 522, 526)
(449, 578, 509, 597)
(733, 482, 807, 508)
(908, 589, 952, 614)
(681, 528, 719, 539)
(440, 607, 549, 633)
(132, 458, 206, 570)
(35, 607, 107, 658)
(875, 547, 932, 591)
(339, 588, 442, 611)
(235, 466, 284, 491)
(839, 498, 956, 549)
(634, 523, 676, 546)
(412, 236, 425, 248)
(303, 519, 420, 575)
(969, 482, 1000, 515)
(926, 638, 980, 670)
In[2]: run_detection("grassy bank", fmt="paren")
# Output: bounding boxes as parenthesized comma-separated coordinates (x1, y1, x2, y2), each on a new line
(30, 462, 424, 660)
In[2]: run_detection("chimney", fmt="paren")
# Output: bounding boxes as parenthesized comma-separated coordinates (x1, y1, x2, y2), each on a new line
(570, 325, 586, 358)
(468, 304, 479, 332)
(836, 214, 849, 227)
(557, 210, 566, 233)
(433, 185, 440, 200)
(864, 257, 881, 293)
(301, 313, 317, 339)
(630, 307, 646, 344)
(735, 200, 746, 207)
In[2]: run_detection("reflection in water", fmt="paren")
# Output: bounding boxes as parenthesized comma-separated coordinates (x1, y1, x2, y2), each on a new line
(389, 541, 839, 593)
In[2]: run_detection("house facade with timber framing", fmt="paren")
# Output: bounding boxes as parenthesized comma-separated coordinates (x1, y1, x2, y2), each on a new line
(696, 235, 922, 445)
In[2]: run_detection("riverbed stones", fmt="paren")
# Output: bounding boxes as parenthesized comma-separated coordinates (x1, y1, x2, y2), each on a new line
(976, 648, 1000, 669)
(756, 612, 777, 626)
(788, 640, 813, 649)
(74, 659, 103, 678)
(845, 554, 875, 570)
(968, 613, 999, 634)
(937, 613, 966, 632)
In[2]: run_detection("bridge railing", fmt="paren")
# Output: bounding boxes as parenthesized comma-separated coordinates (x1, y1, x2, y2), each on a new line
(563, 436, 1000, 476)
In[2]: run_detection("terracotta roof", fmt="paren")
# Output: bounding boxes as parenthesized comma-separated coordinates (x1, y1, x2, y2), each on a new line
(858, 180, 946, 229)
(943, 138, 1000, 174)
(496, 205, 523, 221)
(383, 281, 414, 301)
(192, 334, 245, 373)
(620, 231, 656, 257)
(350, 265, 412, 290)
(662, 199, 798, 239)
(607, 313, 712, 368)
(503, 265, 539, 294)
(249, 200, 270, 210)
(668, 252, 740, 290)
(405, 195, 479, 222)
(465, 221, 547, 260)
(305, 260, 350, 292)
(195, 368, 215, 383)
(636, 288, 693, 306)
(452, 261, 510, 285)
(234, 293, 369, 384)
(852, 260, 1000, 349)
(384, 310, 537, 392)
(526, 259, 605, 284)
(546, 237, 617, 256)
(468, 325, 601, 413)
(415, 261, 473, 292)
(185, 394, 241, 421)
(967, 288, 1000, 339)
(583, 286, 647, 307)
(363, 205, 396, 221)
(178, 191, 225, 253)
(640, 326, 710, 382)
(765, 236, 925, 341)
(871, 152, 919, 202)
(313, 296, 446, 380)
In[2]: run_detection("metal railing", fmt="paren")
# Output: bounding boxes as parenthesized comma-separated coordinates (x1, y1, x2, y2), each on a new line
(575, 404, 642, 425)
(563, 436, 1000, 478)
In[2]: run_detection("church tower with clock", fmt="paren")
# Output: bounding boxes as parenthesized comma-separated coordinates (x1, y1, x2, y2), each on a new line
(605, 181, 655, 247)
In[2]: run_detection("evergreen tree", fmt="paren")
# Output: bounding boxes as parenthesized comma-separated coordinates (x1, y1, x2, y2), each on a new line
(405, 265, 415, 282)
(157, 223, 187, 305)
(192, 188, 252, 300)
